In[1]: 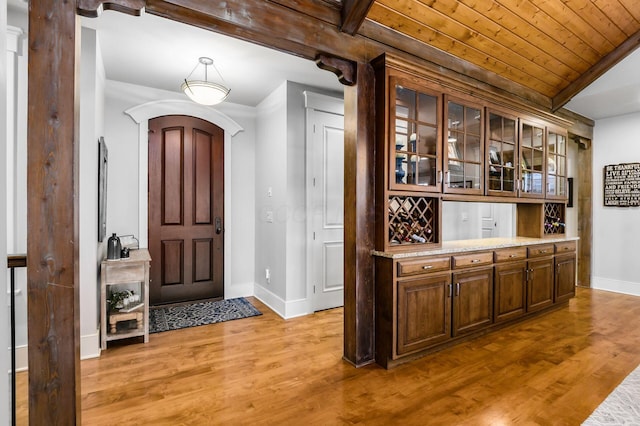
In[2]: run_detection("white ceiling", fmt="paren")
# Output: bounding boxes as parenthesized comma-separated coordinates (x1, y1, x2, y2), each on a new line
(564, 47, 640, 121)
(82, 10, 344, 107)
(7, 2, 640, 119)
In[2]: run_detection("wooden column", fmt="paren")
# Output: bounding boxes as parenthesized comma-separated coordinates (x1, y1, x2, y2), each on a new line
(343, 62, 376, 366)
(27, 1, 81, 423)
(577, 137, 592, 287)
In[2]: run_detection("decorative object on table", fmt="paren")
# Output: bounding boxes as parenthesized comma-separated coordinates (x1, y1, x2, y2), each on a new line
(149, 298, 261, 333)
(118, 234, 139, 250)
(107, 233, 121, 260)
(121, 247, 130, 258)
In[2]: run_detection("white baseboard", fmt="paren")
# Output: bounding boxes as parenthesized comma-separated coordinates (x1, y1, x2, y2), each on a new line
(225, 281, 255, 299)
(81, 329, 101, 360)
(592, 276, 640, 297)
(253, 283, 310, 319)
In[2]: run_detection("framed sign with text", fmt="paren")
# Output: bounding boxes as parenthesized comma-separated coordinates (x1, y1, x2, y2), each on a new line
(603, 163, 640, 207)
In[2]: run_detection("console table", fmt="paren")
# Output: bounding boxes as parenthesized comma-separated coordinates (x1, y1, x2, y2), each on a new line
(100, 249, 151, 350)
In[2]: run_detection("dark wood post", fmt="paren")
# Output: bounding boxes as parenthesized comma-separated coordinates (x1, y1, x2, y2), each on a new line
(27, 1, 81, 423)
(343, 62, 376, 366)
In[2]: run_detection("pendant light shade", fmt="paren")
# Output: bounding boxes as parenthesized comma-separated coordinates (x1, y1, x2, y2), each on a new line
(181, 57, 230, 106)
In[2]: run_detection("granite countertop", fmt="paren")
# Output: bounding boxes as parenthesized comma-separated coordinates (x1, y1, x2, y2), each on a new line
(372, 236, 579, 259)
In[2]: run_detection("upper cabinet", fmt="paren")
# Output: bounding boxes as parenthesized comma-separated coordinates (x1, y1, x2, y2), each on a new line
(546, 126, 568, 200)
(373, 54, 571, 251)
(519, 119, 546, 199)
(444, 96, 484, 195)
(390, 76, 442, 193)
(486, 109, 518, 198)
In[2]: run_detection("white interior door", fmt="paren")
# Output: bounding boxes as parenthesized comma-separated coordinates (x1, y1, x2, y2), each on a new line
(307, 104, 344, 312)
(481, 203, 496, 238)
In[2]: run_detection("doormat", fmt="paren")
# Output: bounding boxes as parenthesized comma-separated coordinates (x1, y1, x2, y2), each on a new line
(582, 363, 640, 425)
(149, 297, 262, 334)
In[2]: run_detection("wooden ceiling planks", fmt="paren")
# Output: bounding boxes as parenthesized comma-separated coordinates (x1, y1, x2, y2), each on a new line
(365, 0, 640, 103)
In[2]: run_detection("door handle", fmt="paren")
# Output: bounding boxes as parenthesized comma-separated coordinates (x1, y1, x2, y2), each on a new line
(215, 217, 222, 234)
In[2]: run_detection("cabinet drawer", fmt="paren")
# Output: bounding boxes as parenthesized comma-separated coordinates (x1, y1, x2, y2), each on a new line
(452, 252, 493, 269)
(527, 244, 554, 258)
(494, 247, 527, 263)
(397, 256, 450, 277)
(555, 240, 576, 253)
(104, 263, 145, 284)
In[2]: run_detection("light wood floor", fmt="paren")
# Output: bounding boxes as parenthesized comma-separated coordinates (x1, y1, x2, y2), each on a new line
(15, 287, 640, 425)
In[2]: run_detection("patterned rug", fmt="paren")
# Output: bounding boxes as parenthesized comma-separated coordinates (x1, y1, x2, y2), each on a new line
(149, 297, 262, 333)
(582, 364, 640, 425)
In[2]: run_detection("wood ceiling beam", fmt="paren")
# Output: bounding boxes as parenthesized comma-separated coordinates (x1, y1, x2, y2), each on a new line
(552, 28, 640, 111)
(341, 0, 375, 35)
(76, 0, 145, 17)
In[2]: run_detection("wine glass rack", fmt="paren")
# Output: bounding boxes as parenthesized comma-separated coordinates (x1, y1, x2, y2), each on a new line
(388, 195, 437, 246)
(544, 202, 566, 235)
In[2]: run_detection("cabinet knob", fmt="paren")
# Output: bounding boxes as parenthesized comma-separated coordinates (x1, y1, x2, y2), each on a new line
(422, 265, 433, 270)
(509, 254, 517, 258)
(471, 259, 481, 263)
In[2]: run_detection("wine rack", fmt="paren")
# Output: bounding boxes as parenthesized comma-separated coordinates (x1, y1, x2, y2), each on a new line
(544, 202, 566, 235)
(388, 196, 437, 246)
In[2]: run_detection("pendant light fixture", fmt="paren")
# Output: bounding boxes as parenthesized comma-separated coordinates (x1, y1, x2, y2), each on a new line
(181, 57, 230, 106)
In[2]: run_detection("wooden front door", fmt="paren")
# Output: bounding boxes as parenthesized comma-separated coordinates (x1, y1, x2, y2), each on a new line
(148, 115, 224, 305)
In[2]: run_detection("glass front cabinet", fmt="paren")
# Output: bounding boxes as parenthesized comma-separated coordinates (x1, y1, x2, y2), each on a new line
(373, 54, 570, 251)
(390, 77, 442, 193)
(444, 96, 484, 195)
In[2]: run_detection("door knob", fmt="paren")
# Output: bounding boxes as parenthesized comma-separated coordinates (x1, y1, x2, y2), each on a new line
(215, 217, 222, 234)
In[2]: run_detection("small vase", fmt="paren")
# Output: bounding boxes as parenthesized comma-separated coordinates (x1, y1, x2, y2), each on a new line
(107, 233, 121, 260)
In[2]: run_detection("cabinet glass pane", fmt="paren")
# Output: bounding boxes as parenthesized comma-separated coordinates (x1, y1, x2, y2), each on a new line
(448, 133, 463, 159)
(558, 158, 565, 176)
(504, 118, 515, 142)
(448, 102, 464, 129)
(465, 135, 481, 163)
(489, 167, 502, 190)
(466, 107, 481, 135)
(548, 134, 556, 153)
(503, 143, 515, 167)
(395, 119, 410, 150)
(533, 150, 544, 171)
(416, 157, 436, 186)
(557, 135, 566, 155)
(448, 161, 464, 188)
(548, 174, 556, 195)
(396, 87, 415, 119)
(558, 178, 566, 195)
(532, 126, 543, 148)
(465, 163, 481, 189)
(489, 141, 501, 166)
(548, 154, 557, 173)
(522, 170, 532, 192)
(417, 125, 437, 156)
(395, 153, 409, 184)
(521, 125, 532, 147)
(504, 168, 515, 191)
(522, 150, 533, 170)
(489, 114, 502, 140)
(418, 93, 437, 125)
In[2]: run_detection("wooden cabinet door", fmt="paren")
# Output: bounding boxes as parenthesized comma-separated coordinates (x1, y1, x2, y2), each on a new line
(452, 267, 494, 336)
(519, 119, 546, 199)
(494, 261, 527, 323)
(527, 257, 554, 312)
(397, 273, 452, 355)
(555, 253, 576, 303)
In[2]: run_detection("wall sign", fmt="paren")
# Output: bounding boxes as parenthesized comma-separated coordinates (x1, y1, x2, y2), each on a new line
(603, 163, 640, 207)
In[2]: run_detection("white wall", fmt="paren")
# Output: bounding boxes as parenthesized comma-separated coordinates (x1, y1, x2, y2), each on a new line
(78, 27, 106, 359)
(592, 112, 640, 296)
(2, 0, 11, 419)
(253, 81, 343, 318)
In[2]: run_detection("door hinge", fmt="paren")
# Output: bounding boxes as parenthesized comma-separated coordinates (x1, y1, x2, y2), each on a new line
(313, 124, 316, 133)
(313, 232, 316, 240)
(313, 285, 316, 294)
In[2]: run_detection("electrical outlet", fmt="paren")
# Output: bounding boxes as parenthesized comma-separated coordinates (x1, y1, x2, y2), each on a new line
(266, 210, 274, 223)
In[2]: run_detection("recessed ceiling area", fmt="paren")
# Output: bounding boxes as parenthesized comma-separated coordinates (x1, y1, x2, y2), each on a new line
(81, 10, 344, 107)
